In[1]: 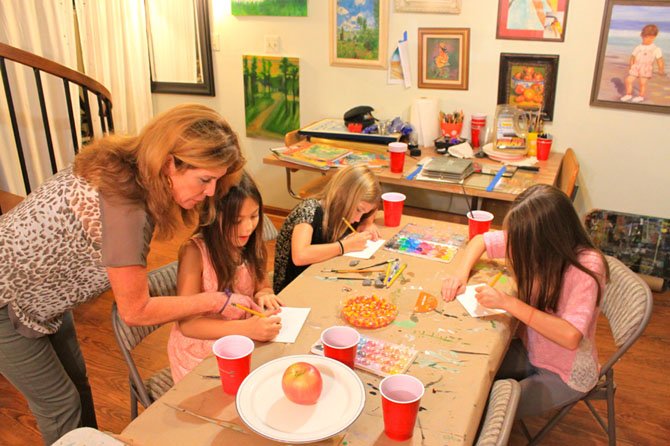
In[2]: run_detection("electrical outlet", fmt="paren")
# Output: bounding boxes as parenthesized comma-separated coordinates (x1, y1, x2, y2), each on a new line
(265, 35, 280, 54)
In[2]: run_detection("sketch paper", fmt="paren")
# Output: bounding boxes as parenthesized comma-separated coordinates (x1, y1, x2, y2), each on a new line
(456, 284, 507, 318)
(273, 307, 311, 343)
(345, 239, 386, 259)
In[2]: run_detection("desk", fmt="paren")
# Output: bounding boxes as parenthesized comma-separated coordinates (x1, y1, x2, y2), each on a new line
(263, 146, 563, 207)
(121, 215, 514, 445)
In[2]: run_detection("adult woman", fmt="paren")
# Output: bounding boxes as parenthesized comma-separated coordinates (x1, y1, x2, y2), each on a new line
(0, 104, 244, 444)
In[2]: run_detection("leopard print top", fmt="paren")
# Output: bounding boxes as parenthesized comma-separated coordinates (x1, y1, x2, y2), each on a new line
(0, 167, 152, 337)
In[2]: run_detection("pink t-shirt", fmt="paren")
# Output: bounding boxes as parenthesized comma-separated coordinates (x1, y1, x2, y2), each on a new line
(167, 237, 259, 383)
(483, 231, 606, 392)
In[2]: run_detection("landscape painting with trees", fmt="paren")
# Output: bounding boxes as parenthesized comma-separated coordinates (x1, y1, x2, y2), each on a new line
(242, 55, 300, 140)
(330, 0, 388, 68)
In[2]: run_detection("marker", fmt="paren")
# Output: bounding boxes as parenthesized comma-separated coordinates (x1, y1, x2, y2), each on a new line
(342, 217, 357, 233)
(486, 165, 507, 192)
(232, 303, 266, 318)
(488, 271, 503, 288)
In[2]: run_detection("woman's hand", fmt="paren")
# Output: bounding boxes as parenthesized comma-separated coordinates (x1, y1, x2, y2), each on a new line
(474, 285, 511, 310)
(342, 231, 372, 253)
(357, 221, 381, 241)
(256, 292, 284, 310)
(247, 309, 282, 341)
(441, 274, 467, 302)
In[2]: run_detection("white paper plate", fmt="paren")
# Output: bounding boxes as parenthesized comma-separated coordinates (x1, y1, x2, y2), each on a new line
(236, 355, 365, 443)
(482, 143, 527, 161)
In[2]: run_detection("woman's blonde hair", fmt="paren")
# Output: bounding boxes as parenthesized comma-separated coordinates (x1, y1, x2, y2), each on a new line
(74, 104, 245, 239)
(318, 165, 381, 242)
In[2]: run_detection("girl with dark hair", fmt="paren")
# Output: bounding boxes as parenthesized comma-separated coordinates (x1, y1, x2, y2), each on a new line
(442, 184, 609, 419)
(167, 172, 282, 383)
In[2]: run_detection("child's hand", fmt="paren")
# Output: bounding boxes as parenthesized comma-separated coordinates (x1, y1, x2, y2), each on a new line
(474, 285, 509, 310)
(342, 231, 372, 253)
(357, 221, 381, 241)
(249, 309, 282, 341)
(441, 275, 467, 302)
(256, 292, 284, 310)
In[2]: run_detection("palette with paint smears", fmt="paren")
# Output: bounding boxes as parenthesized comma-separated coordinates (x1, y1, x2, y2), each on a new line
(384, 223, 467, 263)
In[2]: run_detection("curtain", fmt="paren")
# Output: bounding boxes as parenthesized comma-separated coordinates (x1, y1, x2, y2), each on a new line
(75, 0, 152, 136)
(0, 0, 78, 195)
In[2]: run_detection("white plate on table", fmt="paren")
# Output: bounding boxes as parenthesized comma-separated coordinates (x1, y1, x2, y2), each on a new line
(482, 143, 527, 162)
(236, 354, 365, 443)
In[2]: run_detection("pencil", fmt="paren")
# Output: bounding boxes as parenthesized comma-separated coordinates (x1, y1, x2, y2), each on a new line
(342, 217, 357, 233)
(387, 263, 407, 288)
(232, 303, 266, 318)
(488, 271, 503, 288)
(383, 261, 393, 284)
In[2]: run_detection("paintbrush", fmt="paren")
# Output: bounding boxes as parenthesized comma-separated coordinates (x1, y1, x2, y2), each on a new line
(315, 276, 370, 281)
(320, 268, 384, 273)
(163, 402, 247, 434)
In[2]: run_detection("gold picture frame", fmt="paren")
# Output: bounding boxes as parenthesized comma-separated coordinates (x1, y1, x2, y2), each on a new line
(395, 0, 461, 14)
(329, 0, 389, 69)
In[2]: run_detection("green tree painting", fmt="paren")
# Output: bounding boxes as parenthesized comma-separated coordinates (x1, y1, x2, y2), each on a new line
(336, 0, 380, 60)
(242, 55, 300, 140)
(232, 0, 307, 17)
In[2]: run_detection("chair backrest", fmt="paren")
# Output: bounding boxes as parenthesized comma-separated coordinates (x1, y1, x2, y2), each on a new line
(262, 214, 278, 241)
(0, 42, 113, 195)
(556, 148, 579, 201)
(598, 255, 653, 376)
(475, 379, 521, 446)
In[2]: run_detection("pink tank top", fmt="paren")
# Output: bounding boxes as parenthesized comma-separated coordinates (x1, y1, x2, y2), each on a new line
(167, 237, 259, 383)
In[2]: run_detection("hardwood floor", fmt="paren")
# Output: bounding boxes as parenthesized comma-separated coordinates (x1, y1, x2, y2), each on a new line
(0, 198, 668, 445)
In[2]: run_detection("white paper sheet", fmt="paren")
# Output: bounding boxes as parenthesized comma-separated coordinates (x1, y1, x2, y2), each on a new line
(344, 239, 385, 259)
(456, 284, 507, 318)
(272, 307, 311, 343)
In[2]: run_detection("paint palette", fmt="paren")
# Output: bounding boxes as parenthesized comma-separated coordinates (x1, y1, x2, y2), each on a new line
(311, 335, 418, 377)
(384, 223, 467, 263)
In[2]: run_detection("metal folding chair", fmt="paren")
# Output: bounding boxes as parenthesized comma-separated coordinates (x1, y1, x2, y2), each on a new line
(476, 379, 521, 446)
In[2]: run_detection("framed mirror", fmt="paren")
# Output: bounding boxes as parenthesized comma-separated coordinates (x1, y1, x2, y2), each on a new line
(145, 0, 215, 96)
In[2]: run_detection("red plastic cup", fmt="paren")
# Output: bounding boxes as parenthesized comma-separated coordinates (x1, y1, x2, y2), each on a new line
(536, 136, 553, 161)
(388, 142, 407, 174)
(467, 210, 494, 240)
(321, 326, 360, 369)
(382, 192, 406, 227)
(470, 113, 487, 148)
(380, 374, 425, 441)
(212, 335, 254, 395)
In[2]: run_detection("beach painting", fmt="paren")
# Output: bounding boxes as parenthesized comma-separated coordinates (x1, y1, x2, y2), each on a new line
(231, 0, 307, 17)
(591, 0, 670, 114)
(242, 55, 300, 140)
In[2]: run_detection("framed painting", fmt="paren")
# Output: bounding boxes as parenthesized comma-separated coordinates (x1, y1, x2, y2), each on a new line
(231, 0, 307, 16)
(329, 0, 389, 69)
(591, 0, 670, 114)
(417, 28, 470, 90)
(497, 53, 559, 121)
(242, 55, 300, 140)
(394, 0, 461, 13)
(496, 0, 569, 42)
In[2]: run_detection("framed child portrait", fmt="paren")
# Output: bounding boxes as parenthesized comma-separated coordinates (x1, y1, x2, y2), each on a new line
(590, 0, 670, 114)
(329, 0, 389, 69)
(417, 27, 470, 90)
(496, 0, 569, 42)
(497, 53, 559, 121)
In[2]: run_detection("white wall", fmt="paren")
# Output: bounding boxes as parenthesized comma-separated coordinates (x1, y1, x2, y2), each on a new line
(153, 0, 670, 219)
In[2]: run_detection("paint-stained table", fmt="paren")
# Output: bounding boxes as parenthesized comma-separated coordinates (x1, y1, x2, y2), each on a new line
(120, 215, 515, 445)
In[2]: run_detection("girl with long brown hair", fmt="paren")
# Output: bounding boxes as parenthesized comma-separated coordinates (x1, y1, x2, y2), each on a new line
(167, 172, 281, 383)
(273, 164, 382, 294)
(442, 184, 609, 420)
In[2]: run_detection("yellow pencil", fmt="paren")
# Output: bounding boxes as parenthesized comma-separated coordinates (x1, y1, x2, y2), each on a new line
(387, 263, 407, 288)
(488, 271, 503, 288)
(383, 261, 393, 284)
(342, 217, 357, 233)
(232, 303, 266, 318)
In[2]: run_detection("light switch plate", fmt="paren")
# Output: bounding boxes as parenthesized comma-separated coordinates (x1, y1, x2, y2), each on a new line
(265, 35, 280, 53)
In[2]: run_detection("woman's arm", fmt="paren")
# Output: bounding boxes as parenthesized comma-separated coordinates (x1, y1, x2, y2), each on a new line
(475, 287, 583, 350)
(178, 311, 281, 342)
(441, 234, 487, 301)
(290, 222, 370, 266)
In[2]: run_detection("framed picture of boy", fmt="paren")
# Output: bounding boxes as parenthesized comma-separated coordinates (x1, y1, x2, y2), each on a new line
(591, 0, 670, 114)
(497, 53, 559, 121)
(496, 0, 569, 42)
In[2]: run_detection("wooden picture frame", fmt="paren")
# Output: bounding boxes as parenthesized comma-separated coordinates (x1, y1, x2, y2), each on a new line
(497, 53, 559, 121)
(496, 0, 569, 42)
(417, 28, 470, 90)
(394, 0, 461, 14)
(591, 0, 670, 114)
(329, 0, 389, 69)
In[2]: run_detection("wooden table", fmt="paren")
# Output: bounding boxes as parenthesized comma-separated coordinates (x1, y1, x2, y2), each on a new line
(263, 145, 563, 207)
(121, 215, 515, 445)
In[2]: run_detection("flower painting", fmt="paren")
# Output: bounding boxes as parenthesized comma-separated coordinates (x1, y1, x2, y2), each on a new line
(330, 0, 388, 68)
(418, 28, 470, 90)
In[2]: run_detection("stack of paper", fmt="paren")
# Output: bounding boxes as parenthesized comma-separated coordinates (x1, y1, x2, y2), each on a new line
(420, 157, 474, 182)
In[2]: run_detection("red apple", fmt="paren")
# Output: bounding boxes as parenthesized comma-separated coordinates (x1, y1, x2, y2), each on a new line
(281, 362, 323, 405)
